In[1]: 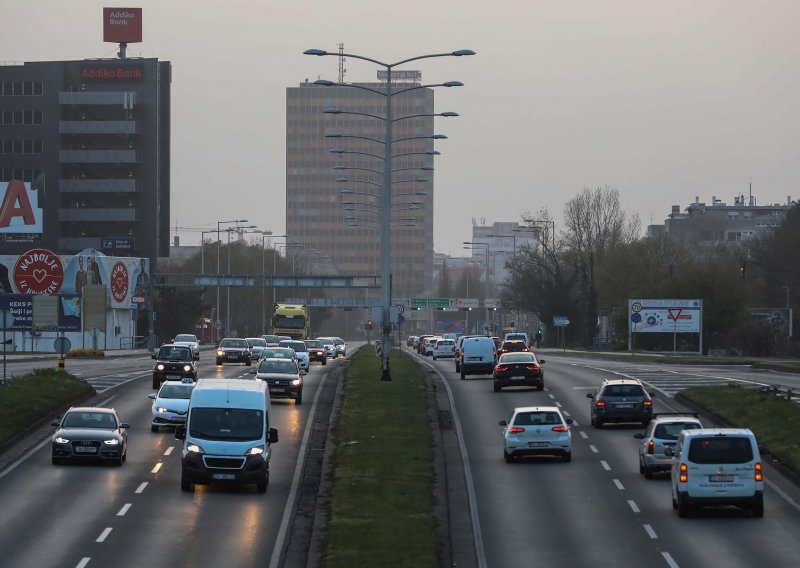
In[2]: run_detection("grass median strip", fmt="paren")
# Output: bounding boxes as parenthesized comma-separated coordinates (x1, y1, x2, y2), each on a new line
(325, 348, 436, 567)
(679, 385, 800, 474)
(0, 370, 94, 446)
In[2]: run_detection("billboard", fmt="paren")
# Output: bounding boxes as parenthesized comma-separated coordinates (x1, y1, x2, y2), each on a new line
(0, 181, 43, 235)
(0, 249, 149, 310)
(0, 294, 82, 332)
(80, 61, 144, 82)
(103, 8, 142, 43)
(628, 299, 702, 333)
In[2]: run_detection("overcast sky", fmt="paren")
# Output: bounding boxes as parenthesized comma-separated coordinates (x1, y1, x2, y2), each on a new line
(5, 1, 800, 257)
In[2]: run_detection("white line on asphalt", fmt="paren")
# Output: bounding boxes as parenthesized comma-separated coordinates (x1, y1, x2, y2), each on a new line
(0, 438, 50, 481)
(164, 446, 174, 456)
(555, 401, 562, 408)
(589, 444, 598, 453)
(548, 393, 555, 399)
(613, 479, 625, 490)
(151, 462, 162, 474)
(96, 528, 112, 543)
(662, 552, 680, 568)
(75, 558, 91, 568)
(643, 524, 658, 539)
(134, 482, 148, 494)
(562, 410, 571, 416)
(579, 431, 589, 440)
(116, 503, 131, 516)
(766, 479, 800, 513)
(572, 420, 579, 427)
(627, 500, 640, 513)
(600, 460, 611, 471)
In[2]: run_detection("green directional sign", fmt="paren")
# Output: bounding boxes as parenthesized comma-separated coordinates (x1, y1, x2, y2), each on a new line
(411, 298, 428, 308)
(428, 298, 450, 308)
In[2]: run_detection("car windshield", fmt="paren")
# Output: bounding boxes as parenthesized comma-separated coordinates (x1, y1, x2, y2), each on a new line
(262, 348, 293, 358)
(688, 436, 754, 464)
(305, 340, 323, 348)
(500, 353, 536, 363)
(62, 411, 117, 429)
(157, 346, 192, 361)
(318, 338, 334, 345)
(258, 360, 298, 374)
(273, 316, 306, 329)
(281, 341, 307, 352)
(334, 338, 344, 345)
(246, 338, 267, 347)
(158, 385, 194, 399)
(513, 412, 562, 426)
(174, 335, 197, 342)
(189, 408, 264, 441)
(439, 340, 454, 346)
(220, 339, 248, 348)
(654, 422, 701, 440)
(261, 335, 279, 343)
(603, 385, 645, 397)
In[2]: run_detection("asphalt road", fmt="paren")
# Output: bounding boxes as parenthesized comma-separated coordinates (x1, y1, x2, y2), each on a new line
(415, 348, 800, 568)
(0, 348, 349, 568)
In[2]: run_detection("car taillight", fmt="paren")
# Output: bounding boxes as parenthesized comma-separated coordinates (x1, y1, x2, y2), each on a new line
(525, 364, 540, 371)
(755, 462, 763, 482)
(495, 365, 508, 372)
(643, 400, 653, 407)
(508, 427, 525, 434)
(551, 425, 569, 432)
(647, 440, 654, 454)
(595, 399, 606, 407)
(434, 345, 439, 350)
(679, 463, 688, 483)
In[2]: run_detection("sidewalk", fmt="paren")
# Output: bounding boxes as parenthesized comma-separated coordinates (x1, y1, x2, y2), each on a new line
(0, 348, 153, 364)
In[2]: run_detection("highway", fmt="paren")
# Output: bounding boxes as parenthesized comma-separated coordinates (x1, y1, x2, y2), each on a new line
(0, 349, 345, 568)
(416, 349, 800, 567)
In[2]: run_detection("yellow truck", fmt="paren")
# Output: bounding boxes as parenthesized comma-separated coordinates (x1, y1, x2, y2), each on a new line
(271, 303, 309, 340)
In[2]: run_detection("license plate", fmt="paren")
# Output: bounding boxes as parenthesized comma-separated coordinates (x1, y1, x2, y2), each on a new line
(709, 474, 734, 483)
(270, 388, 284, 394)
(211, 473, 236, 480)
(75, 446, 97, 453)
(528, 442, 548, 448)
(615, 403, 635, 408)
(511, 376, 526, 380)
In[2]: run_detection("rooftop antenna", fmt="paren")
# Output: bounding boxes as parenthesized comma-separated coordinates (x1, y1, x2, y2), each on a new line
(338, 43, 346, 83)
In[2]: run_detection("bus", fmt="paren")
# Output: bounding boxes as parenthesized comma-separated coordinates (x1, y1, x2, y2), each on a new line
(271, 303, 309, 340)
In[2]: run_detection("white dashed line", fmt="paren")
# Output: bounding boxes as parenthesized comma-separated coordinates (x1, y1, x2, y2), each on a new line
(562, 410, 570, 416)
(643, 524, 658, 539)
(164, 446, 174, 456)
(571, 420, 579, 427)
(613, 479, 625, 490)
(627, 500, 640, 513)
(589, 445, 598, 453)
(548, 393, 555, 399)
(555, 401, 562, 408)
(116, 503, 132, 516)
(135, 482, 148, 494)
(662, 552, 680, 568)
(151, 462, 163, 474)
(600, 460, 611, 471)
(96, 527, 112, 543)
(579, 431, 589, 440)
(75, 558, 91, 568)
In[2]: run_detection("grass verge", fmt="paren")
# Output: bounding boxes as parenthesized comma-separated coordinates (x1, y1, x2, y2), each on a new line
(678, 385, 800, 474)
(324, 348, 437, 568)
(0, 369, 94, 447)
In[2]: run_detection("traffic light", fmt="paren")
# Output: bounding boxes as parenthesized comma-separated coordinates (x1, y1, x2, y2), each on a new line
(367, 320, 373, 330)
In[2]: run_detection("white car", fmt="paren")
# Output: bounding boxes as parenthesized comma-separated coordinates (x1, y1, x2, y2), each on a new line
(424, 337, 442, 357)
(432, 339, 456, 360)
(499, 406, 573, 463)
(172, 334, 200, 360)
(148, 378, 195, 432)
(318, 337, 337, 358)
(278, 340, 310, 372)
(333, 337, 347, 356)
(634, 413, 702, 478)
(245, 337, 267, 360)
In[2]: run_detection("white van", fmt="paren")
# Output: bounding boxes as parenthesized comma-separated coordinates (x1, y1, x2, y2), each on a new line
(504, 332, 530, 346)
(667, 428, 763, 517)
(176, 379, 278, 493)
(459, 336, 496, 380)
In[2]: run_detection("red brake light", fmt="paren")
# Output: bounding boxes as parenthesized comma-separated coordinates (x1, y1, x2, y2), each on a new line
(551, 425, 569, 432)
(434, 345, 439, 350)
(495, 365, 508, 372)
(755, 462, 763, 481)
(643, 400, 653, 407)
(525, 364, 540, 371)
(508, 427, 525, 434)
(595, 399, 606, 407)
(679, 463, 688, 483)
(647, 440, 654, 454)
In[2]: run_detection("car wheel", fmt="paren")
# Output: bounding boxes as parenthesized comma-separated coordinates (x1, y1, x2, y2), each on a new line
(246, 359, 252, 366)
(677, 494, 691, 518)
(152, 378, 160, 389)
(151, 425, 159, 433)
(460, 370, 466, 380)
(504, 449, 514, 463)
(643, 464, 654, 480)
(432, 355, 437, 360)
(562, 452, 572, 463)
(216, 360, 223, 366)
(322, 359, 327, 366)
(256, 480, 267, 494)
(115, 454, 124, 467)
(51, 455, 61, 465)
(639, 458, 645, 474)
(181, 477, 194, 492)
(295, 391, 303, 405)
(672, 496, 678, 510)
(753, 495, 764, 518)
(594, 419, 603, 429)
(493, 383, 501, 392)
(537, 382, 544, 391)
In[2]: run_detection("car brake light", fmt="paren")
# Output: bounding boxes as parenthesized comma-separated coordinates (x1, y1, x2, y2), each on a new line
(595, 399, 606, 407)
(647, 440, 654, 454)
(755, 462, 763, 481)
(551, 425, 569, 432)
(679, 463, 688, 483)
(525, 364, 540, 371)
(508, 427, 525, 434)
(495, 365, 508, 372)
(643, 400, 653, 407)
(434, 345, 439, 350)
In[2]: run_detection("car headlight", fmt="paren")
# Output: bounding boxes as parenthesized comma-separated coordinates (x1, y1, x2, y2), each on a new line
(217, 350, 224, 356)
(246, 445, 265, 456)
(55, 437, 70, 444)
(156, 364, 165, 371)
(157, 406, 169, 413)
(103, 439, 120, 446)
(183, 364, 192, 372)
(292, 379, 301, 386)
(187, 443, 204, 454)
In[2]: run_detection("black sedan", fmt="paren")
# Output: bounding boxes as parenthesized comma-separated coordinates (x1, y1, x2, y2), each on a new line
(51, 407, 129, 465)
(493, 352, 546, 392)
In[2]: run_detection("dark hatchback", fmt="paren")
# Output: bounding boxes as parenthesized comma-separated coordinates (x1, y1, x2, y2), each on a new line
(152, 344, 197, 389)
(493, 352, 546, 392)
(587, 379, 655, 428)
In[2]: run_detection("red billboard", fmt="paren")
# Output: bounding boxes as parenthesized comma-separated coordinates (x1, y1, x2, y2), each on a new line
(103, 8, 142, 43)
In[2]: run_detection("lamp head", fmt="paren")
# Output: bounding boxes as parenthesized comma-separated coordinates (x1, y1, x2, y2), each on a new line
(303, 49, 329, 56)
(314, 79, 335, 87)
(451, 49, 476, 56)
(443, 81, 464, 87)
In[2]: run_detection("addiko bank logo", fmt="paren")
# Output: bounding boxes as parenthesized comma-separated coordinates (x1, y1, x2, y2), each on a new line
(80, 63, 144, 82)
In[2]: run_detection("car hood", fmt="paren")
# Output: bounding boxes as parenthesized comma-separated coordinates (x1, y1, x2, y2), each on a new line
(256, 372, 301, 381)
(173, 341, 198, 347)
(54, 428, 119, 440)
(155, 398, 190, 413)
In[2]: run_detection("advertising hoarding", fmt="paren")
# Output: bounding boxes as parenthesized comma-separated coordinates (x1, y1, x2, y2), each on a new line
(103, 7, 142, 43)
(0, 294, 82, 332)
(0, 181, 43, 235)
(628, 299, 702, 333)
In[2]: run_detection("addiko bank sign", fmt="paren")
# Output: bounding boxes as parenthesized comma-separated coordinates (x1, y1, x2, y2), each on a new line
(80, 62, 144, 82)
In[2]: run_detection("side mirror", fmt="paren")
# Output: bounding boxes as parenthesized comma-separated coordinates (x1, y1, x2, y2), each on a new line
(664, 447, 674, 457)
(151, 354, 157, 360)
(649, 392, 655, 397)
(268, 427, 279, 444)
(51, 419, 61, 427)
(148, 393, 156, 400)
(119, 423, 130, 429)
(175, 424, 186, 440)
(249, 369, 256, 375)
(566, 418, 574, 425)
(498, 420, 508, 427)
(633, 433, 644, 439)
(586, 393, 594, 399)
(539, 359, 545, 364)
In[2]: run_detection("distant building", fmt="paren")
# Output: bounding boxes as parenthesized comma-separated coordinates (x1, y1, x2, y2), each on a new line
(469, 220, 540, 292)
(648, 194, 795, 253)
(0, 58, 171, 263)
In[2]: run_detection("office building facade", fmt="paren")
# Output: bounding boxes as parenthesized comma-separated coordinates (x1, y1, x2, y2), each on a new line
(0, 58, 171, 262)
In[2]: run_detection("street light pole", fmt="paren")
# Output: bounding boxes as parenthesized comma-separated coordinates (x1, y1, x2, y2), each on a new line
(464, 242, 491, 333)
(215, 219, 247, 343)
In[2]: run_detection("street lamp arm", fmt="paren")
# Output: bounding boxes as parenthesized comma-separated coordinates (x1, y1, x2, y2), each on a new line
(392, 134, 447, 143)
(314, 80, 386, 97)
(337, 178, 383, 189)
(329, 148, 385, 160)
(392, 150, 441, 159)
(391, 166, 434, 173)
(391, 50, 475, 67)
(327, 133, 386, 145)
(391, 82, 464, 97)
(332, 165, 384, 176)
(391, 112, 458, 123)
(324, 108, 387, 122)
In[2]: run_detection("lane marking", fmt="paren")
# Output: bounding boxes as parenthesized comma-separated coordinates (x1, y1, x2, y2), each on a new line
(643, 524, 658, 539)
(547, 393, 555, 399)
(662, 552, 680, 568)
(134, 482, 148, 494)
(164, 447, 174, 456)
(613, 478, 625, 490)
(562, 410, 570, 416)
(151, 462, 163, 474)
(75, 559, 91, 568)
(627, 500, 640, 513)
(117, 503, 132, 516)
(600, 460, 611, 471)
(96, 527, 112, 543)
(555, 401, 562, 408)
(589, 445, 599, 453)
(579, 431, 589, 440)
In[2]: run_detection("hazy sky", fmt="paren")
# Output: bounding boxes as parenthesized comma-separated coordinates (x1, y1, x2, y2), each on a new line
(5, 1, 800, 257)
